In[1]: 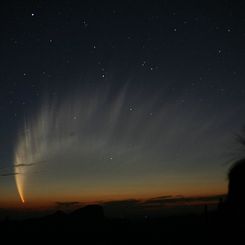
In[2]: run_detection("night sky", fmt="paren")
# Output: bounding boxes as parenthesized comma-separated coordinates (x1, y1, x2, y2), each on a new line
(1, 1, 245, 209)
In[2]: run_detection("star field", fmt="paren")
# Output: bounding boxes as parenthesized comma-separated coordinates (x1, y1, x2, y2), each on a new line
(1, 1, 245, 206)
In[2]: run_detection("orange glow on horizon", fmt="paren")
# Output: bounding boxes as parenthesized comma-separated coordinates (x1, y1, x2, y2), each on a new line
(0, 189, 227, 210)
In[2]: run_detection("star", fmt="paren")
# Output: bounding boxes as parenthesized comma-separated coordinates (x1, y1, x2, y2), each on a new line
(82, 20, 88, 28)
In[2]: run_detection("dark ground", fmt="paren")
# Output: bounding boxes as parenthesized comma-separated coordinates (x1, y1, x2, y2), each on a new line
(1, 204, 244, 244)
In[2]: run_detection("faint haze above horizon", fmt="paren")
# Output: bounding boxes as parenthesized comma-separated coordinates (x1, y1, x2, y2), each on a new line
(1, 1, 245, 207)
(0, 83, 237, 207)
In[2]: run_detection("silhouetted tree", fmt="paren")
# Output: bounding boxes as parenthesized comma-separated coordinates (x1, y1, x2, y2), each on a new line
(227, 159, 245, 211)
(226, 128, 245, 220)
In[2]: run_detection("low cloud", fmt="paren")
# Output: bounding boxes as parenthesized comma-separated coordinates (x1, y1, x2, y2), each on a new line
(102, 199, 139, 208)
(14, 163, 35, 167)
(0, 172, 20, 177)
(141, 194, 226, 208)
(102, 194, 226, 216)
(14, 160, 47, 168)
(56, 201, 81, 209)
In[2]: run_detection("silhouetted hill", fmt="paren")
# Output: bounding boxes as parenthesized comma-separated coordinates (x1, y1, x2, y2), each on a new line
(70, 204, 104, 221)
(1, 201, 244, 244)
(44, 210, 67, 220)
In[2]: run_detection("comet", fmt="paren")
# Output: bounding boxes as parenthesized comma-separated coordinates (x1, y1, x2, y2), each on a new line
(13, 95, 72, 204)
(14, 117, 46, 204)
(13, 84, 227, 204)
(13, 86, 131, 203)
(12, 85, 170, 203)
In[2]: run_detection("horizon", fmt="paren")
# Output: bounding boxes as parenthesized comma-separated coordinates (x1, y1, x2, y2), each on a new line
(0, 192, 226, 221)
(1, 1, 245, 221)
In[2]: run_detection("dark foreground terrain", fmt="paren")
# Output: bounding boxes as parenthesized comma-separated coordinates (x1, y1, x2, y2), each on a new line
(1, 204, 244, 244)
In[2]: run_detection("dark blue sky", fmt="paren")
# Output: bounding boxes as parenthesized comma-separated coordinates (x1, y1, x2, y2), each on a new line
(1, 0, 245, 206)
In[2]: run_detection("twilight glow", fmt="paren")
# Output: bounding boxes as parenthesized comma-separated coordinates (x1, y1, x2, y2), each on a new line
(13, 84, 232, 204)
